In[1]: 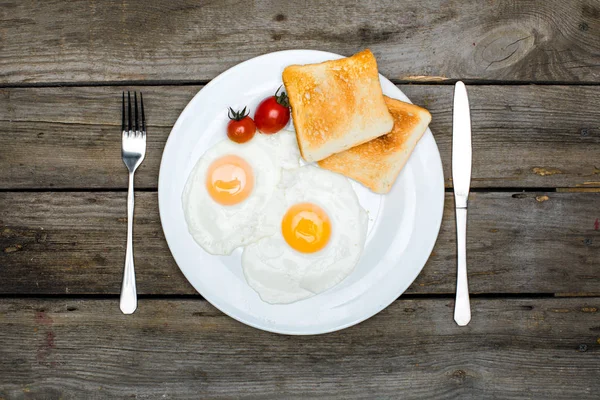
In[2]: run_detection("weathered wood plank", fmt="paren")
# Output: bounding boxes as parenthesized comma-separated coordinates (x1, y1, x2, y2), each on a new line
(0, 85, 599, 189)
(1, 191, 598, 296)
(0, 0, 599, 84)
(0, 298, 598, 399)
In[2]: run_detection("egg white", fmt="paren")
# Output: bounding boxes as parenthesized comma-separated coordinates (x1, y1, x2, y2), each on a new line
(242, 165, 368, 304)
(182, 131, 300, 255)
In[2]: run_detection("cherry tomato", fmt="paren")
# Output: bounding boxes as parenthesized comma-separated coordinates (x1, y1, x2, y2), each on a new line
(227, 107, 256, 143)
(254, 87, 290, 134)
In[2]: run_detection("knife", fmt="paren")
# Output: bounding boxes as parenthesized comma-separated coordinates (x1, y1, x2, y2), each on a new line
(452, 81, 472, 326)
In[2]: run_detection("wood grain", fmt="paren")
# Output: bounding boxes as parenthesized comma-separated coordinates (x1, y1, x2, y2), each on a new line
(0, 0, 599, 84)
(0, 191, 598, 296)
(0, 85, 599, 189)
(0, 298, 598, 399)
(1, 2, 598, 397)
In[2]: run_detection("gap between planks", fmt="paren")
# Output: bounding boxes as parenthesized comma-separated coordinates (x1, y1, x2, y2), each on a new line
(0, 187, 563, 193)
(2, 80, 600, 89)
(0, 293, 597, 301)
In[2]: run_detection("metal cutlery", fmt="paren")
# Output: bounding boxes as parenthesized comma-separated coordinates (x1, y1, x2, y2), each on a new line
(452, 81, 472, 326)
(120, 91, 146, 314)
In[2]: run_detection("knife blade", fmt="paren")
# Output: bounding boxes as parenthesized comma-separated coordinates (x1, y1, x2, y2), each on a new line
(452, 81, 472, 326)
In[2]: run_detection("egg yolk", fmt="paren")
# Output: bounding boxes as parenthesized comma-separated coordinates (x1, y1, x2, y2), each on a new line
(281, 203, 331, 253)
(205, 155, 254, 205)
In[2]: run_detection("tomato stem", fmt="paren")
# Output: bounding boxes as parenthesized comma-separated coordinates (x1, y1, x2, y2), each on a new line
(275, 86, 289, 108)
(228, 106, 250, 121)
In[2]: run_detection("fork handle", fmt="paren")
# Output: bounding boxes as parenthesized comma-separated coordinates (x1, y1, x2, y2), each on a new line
(454, 207, 471, 326)
(120, 171, 137, 314)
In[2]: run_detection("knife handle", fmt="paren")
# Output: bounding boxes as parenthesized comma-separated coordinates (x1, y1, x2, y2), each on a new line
(454, 207, 471, 326)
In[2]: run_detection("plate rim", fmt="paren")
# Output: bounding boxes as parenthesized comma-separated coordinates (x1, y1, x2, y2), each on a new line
(158, 49, 445, 335)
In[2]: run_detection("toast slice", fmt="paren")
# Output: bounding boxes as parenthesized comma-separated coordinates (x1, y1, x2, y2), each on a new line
(318, 96, 431, 194)
(282, 49, 394, 162)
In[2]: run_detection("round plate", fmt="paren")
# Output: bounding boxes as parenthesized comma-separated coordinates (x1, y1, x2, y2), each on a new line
(158, 50, 444, 335)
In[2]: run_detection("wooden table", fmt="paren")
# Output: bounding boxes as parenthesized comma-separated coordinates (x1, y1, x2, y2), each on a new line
(1, 1, 599, 398)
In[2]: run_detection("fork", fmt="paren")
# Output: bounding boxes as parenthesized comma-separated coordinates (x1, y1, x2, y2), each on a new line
(120, 91, 146, 314)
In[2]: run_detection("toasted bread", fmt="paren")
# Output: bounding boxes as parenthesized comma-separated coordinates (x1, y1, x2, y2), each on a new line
(282, 49, 394, 162)
(318, 96, 431, 194)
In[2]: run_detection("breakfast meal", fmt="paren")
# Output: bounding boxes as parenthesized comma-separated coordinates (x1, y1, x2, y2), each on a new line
(282, 49, 394, 162)
(318, 96, 432, 194)
(182, 49, 432, 304)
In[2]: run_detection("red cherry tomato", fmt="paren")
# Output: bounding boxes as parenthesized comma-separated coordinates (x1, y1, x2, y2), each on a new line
(227, 107, 256, 143)
(254, 87, 290, 134)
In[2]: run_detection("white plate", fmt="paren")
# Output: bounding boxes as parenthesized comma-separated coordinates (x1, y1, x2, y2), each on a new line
(158, 50, 444, 335)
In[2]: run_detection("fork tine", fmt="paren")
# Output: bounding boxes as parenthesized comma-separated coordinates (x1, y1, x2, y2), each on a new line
(140, 92, 146, 134)
(134, 92, 139, 133)
(122, 92, 125, 132)
(127, 91, 132, 132)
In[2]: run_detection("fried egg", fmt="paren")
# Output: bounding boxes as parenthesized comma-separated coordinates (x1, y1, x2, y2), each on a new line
(182, 131, 300, 255)
(242, 165, 368, 304)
